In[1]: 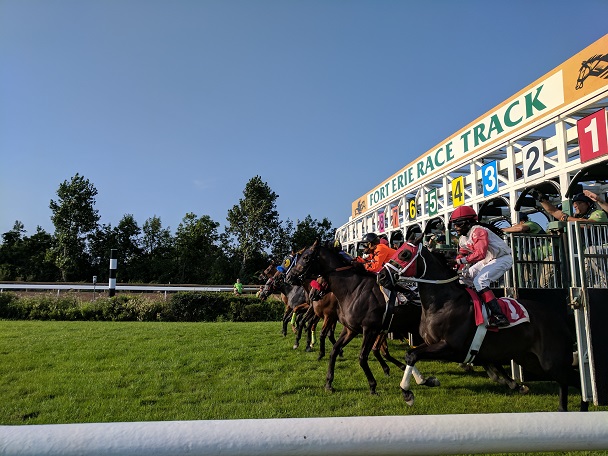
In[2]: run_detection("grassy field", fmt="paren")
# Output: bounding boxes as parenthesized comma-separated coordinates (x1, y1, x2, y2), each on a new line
(1, 320, 607, 455)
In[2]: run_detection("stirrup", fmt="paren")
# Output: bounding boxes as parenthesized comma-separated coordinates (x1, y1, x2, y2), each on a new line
(488, 314, 509, 328)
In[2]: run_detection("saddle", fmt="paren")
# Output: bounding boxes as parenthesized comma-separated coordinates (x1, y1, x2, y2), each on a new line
(463, 289, 530, 364)
(466, 288, 530, 329)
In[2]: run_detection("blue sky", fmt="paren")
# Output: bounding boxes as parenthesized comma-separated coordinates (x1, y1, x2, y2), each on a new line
(2, 0, 608, 237)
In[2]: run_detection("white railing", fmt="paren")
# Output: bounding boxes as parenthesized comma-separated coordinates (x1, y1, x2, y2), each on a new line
(0, 283, 259, 294)
(1, 413, 607, 455)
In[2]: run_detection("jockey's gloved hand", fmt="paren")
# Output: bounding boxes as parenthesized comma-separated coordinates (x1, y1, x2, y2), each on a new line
(530, 189, 548, 202)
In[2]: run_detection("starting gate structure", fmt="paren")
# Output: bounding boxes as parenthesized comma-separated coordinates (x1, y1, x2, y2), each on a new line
(335, 34, 608, 406)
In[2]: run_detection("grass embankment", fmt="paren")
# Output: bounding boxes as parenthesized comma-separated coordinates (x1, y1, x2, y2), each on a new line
(1, 321, 606, 456)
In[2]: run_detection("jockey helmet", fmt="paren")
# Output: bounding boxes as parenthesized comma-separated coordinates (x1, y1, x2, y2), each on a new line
(360, 232, 380, 249)
(450, 206, 477, 234)
(450, 205, 477, 223)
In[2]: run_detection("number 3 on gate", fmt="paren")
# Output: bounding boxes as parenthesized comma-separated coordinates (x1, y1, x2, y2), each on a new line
(481, 161, 498, 197)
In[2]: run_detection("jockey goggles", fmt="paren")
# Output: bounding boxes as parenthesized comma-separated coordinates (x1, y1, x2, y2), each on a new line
(451, 219, 470, 228)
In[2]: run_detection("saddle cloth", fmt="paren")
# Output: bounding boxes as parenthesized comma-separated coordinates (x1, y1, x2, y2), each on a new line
(465, 288, 530, 329)
(463, 289, 530, 364)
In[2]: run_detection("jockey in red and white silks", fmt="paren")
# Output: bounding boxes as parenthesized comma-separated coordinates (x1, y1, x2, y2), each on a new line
(456, 223, 513, 291)
(449, 205, 510, 328)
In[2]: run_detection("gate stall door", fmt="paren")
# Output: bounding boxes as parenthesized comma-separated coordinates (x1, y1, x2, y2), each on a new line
(568, 221, 608, 406)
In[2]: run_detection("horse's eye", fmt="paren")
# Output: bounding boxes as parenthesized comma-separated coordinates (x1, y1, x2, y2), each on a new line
(398, 250, 412, 261)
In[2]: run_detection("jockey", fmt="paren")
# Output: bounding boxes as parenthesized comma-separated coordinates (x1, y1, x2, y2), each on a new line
(449, 206, 511, 328)
(276, 250, 296, 274)
(355, 232, 397, 273)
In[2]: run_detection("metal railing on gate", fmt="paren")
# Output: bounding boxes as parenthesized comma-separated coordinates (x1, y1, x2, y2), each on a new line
(569, 221, 608, 289)
(506, 232, 567, 289)
(567, 221, 608, 406)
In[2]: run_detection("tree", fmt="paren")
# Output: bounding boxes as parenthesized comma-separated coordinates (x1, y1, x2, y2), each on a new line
(49, 174, 100, 281)
(291, 215, 334, 251)
(137, 216, 175, 283)
(226, 176, 281, 278)
(174, 213, 222, 284)
(0, 221, 26, 280)
(113, 214, 142, 282)
(23, 227, 59, 281)
(270, 219, 294, 263)
(87, 223, 116, 282)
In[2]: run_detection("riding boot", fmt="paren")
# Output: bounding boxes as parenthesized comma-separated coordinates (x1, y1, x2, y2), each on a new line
(479, 288, 509, 328)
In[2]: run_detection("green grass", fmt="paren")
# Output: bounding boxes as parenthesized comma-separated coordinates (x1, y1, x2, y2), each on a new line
(1, 320, 607, 455)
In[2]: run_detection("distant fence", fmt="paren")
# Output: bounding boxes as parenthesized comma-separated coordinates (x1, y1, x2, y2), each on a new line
(0, 283, 259, 295)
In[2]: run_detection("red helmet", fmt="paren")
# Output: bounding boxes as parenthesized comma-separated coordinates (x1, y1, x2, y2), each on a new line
(450, 205, 477, 222)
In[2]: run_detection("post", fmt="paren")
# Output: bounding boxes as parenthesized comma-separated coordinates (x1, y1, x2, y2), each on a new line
(109, 249, 117, 297)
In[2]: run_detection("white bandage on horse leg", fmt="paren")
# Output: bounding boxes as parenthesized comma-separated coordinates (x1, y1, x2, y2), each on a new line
(400, 365, 414, 390)
(412, 366, 425, 384)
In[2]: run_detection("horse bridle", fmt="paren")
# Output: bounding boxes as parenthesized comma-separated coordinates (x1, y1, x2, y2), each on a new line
(290, 247, 319, 285)
(291, 245, 353, 285)
(383, 243, 460, 285)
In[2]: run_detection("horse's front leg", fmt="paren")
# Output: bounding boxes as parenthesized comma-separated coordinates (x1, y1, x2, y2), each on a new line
(305, 316, 319, 352)
(326, 327, 357, 392)
(400, 342, 447, 406)
(377, 334, 407, 372)
(371, 334, 392, 376)
(318, 318, 330, 360)
(359, 329, 381, 394)
(328, 322, 342, 356)
(293, 316, 305, 350)
(282, 308, 292, 337)
(484, 363, 529, 394)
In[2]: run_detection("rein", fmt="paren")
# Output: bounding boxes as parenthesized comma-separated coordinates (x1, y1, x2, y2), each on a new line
(385, 243, 460, 285)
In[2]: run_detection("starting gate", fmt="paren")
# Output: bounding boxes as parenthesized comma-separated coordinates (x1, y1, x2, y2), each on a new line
(335, 34, 608, 406)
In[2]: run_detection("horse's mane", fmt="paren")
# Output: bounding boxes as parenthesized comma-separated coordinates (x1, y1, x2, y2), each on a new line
(320, 241, 377, 277)
(428, 249, 466, 288)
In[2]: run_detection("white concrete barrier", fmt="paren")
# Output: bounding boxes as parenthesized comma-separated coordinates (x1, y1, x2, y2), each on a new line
(1, 412, 607, 456)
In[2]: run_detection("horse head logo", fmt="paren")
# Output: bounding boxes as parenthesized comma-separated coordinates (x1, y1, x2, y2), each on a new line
(576, 54, 608, 90)
(354, 199, 366, 215)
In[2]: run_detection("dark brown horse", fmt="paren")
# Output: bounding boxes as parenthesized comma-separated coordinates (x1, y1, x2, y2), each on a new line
(286, 240, 439, 395)
(305, 281, 413, 375)
(378, 240, 588, 411)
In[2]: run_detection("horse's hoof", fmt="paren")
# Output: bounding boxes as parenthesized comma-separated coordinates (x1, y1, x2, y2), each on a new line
(518, 385, 530, 394)
(383, 369, 390, 377)
(317, 355, 325, 361)
(458, 363, 474, 372)
(401, 388, 415, 406)
(292, 344, 299, 350)
(325, 385, 335, 393)
(422, 376, 440, 387)
(370, 390, 378, 396)
(305, 346, 313, 352)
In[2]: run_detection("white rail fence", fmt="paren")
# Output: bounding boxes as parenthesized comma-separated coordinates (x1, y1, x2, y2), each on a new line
(1, 413, 607, 456)
(0, 283, 259, 295)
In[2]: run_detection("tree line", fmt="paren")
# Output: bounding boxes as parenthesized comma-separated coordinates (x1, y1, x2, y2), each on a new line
(0, 174, 335, 284)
